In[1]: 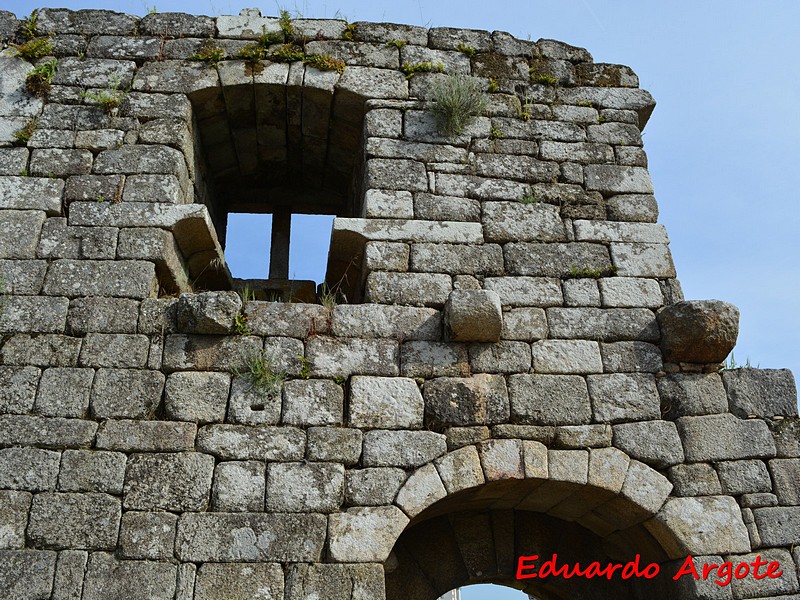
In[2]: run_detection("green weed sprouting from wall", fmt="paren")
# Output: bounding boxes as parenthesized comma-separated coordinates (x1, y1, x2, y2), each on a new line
(430, 74, 488, 137)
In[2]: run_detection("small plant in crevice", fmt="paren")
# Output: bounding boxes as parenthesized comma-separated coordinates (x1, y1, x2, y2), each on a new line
(516, 93, 533, 121)
(278, 9, 294, 40)
(304, 53, 346, 74)
(385, 39, 407, 49)
(296, 355, 311, 380)
(270, 43, 306, 63)
(333, 375, 346, 386)
(489, 125, 504, 140)
(529, 63, 558, 86)
(80, 76, 126, 114)
(25, 59, 57, 97)
(190, 39, 226, 66)
(237, 352, 287, 397)
(429, 74, 488, 137)
(13, 36, 54, 61)
(401, 60, 444, 79)
(239, 285, 256, 302)
(487, 77, 498, 93)
(565, 264, 618, 280)
(456, 42, 476, 57)
(234, 312, 251, 336)
(12, 119, 37, 146)
(519, 188, 538, 204)
(318, 283, 338, 310)
(342, 22, 356, 41)
(18, 9, 43, 40)
(721, 353, 756, 371)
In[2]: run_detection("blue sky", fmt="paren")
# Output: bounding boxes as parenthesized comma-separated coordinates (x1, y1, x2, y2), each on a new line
(7, 1, 798, 595)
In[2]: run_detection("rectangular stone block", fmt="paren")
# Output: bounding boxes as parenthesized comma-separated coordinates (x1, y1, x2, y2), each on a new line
(37, 218, 119, 260)
(195, 562, 284, 600)
(82, 552, 176, 600)
(677, 414, 776, 462)
(400, 341, 470, 378)
(124, 452, 214, 512)
(584, 164, 654, 194)
(212, 461, 265, 512)
(365, 158, 428, 191)
(364, 241, 409, 272)
(482, 201, 564, 244)
(30, 148, 93, 178)
(0, 549, 57, 600)
(58, 449, 126, 494)
(0, 491, 31, 549)
(362, 430, 447, 468)
(0, 296, 69, 334)
(162, 334, 262, 372)
(95, 419, 197, 452)
(165, 371, 231, 424)
(0, 149, 28, 175)
(423, 374, 509, 427)
(91, 368, 165, 419)
(414, 193, 480, 222)
(350, 376, 424, 429)
(176, 512, 327, 562)
(366, 272, 452, 306)
(504, 242, 610, 277)
(768, 458, 800, 505)
(0, 447, 60, 491)
(42, 259, 157, 299)
(753, 507, 800, 547)
(197, 424, 306, 461)
(468, 341, 531, 374)
(119, 511, 178, 560)
(52, 549, 87, 600)
(93, 144, 187, 179)
(67, 297, 139, 334)
(722, 368, 798, 419)
(79, 333, 150, 368)
(0, 415, 97, 449)
(531, 340, 602, 374)
(587, 373, 661, 423)
(27, 492, 121, 550)
(331, 305, 440, 341)
(0, 176, 63, 214)
(410, 243, 504, 275)
(0, 333, 81, 367)
(546, 307, 659, 342)
(0, 365, 40, 414)
(600, 341, 663, 373)
(266, 462, 344, 513)
(509, 374, 591, 425)
(307, 427, 363, 465)
(306, 337, 399, 378)
(282, 379, 345, 427)
(502, 308, 548, 342)
(483, 277, 562, 308)
(610, 242, 676, 278)
(0, 259, 47, 294)
(0, 210, 46, 259)
(598, 277, 663, 308)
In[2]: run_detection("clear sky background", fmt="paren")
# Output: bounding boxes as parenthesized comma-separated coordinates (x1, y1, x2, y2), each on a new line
(6, 1, 799, 597)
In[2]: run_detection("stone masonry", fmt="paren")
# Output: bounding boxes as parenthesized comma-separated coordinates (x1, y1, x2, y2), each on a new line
(0, 7, 798, 600)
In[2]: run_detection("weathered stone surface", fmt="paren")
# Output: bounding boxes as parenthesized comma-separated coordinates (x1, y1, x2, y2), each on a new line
(668, 463, 722, 497)
(410, 243, 504, 276)
(0, 211, 45, 259)
(482, 201, 564, 243)
(768, 458, 800, 505)
(444, 290, 502, 342)
(531, 339, 602, 374)
(194, 562, 284, 600)
(30, 149, 92, 178)
(78, 333, 149, 369)
(727, 548, 799, 598)
(306, 337, 399, 377)
(505, 242, 610, 278)
(547, 307, 659, 342)
(176, 291, 241, 335)
(0, 447, 60, 491)
(176, 512, 327, 562)
(561, 278, 601, 307)
(162, 334, 262, 372)
(484, 277, 562, 307)
(0, 259, 47, 295)
(0, 549, 57, 600)
(282, 379, 344, 427)
(0, 296, 69, 334)
(349, 376, 423, 429)
(90, 368, 165, 419)
(469, 340, 531, 374)
(395, 463, 447, 516)
(197, 424, 306, 461)
(645, 496, 751, 559)
(0, 415, 96, 449)
(0, 490, 31, 549)
(509, 374, 591, 425)
(612, 420, 685, 468)
(401, 341, 469, 378)
(119, 511, 178, 560)
(329, 506, 409, 562)
(446, 425, 491, 450)
(165, 371, 230, 424)
(345, 467, 406, 506)
(265, 461, 344, 513)
(717, 460, 771, 496)
(66, 297, 139, 335)
(605, 193, 659, 223)
(677, 414, 776, 462)
(27, 492, 121, 550)
(610, 242, 676, 278)
(480, 438, 525, 481)
(95, 419, 197, 452)
(658, 373, 728, 418)
(598, 277, 663, 309)
(586, 373, 659, 423)
(424, 374, 509, 427)
(0, 177, 63, 214)
(753, 506, 800, 547)
(81, 552, 176, 600)
(124, 452, 214, 512)
(51, 549, 87, 600)
(225, 375, 281, 426)
(599, 341, 662, 373)
(658, 300, 740, 364)
(502, 308, 548, 341)
(434, 445, 486, 493)
(211, 461, 265, 513)
(366, 272, 452, 306)
(58, 449, 126, 494)
(362, 430, 447, 467)
(332, 305, 440, 340)
(0, 365, 40, 414)
(0, 334, 81, 368)
(722, 368, 798, 418)
(42, 259, 157, 299)
(285, 563, 386, 600)
(244, 302, 330, 337)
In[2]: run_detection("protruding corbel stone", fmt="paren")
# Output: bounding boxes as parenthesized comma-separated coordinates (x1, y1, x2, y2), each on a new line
(657, 299, 739, 364)
(444, 290, 502, 342)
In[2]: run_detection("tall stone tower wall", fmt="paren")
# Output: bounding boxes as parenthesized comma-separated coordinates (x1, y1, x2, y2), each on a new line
(0, 7, 798, 599)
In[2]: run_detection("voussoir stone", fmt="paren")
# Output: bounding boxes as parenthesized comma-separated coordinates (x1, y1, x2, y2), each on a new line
(658, 300, 739, 364)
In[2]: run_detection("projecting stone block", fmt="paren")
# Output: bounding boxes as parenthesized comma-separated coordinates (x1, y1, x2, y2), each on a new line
(27, 492, 121, 550)
(509, 374, 591, 425)
(349, 376, 423, 429)
(124, 452, 214, 512)
(91, 368, 165, 419)
(587, 373, 660, 423)
(165, 371, 231, 424)
(81, 552, 176, 600)
(424, 374, 509, 427)
(0, 550, 57, 600)
(612, 420, 685, 468)
(58, 449, 126, 494)
(328, 506, 409, 562)
(658, 300, 739, 364)
(194, 563, 284, 600)
(362, 430, 447, 468)
(176, 512, 327, 562)
(119, 511, 178, 560)
(677, 414, 776, 462)
(176, 291, 242, 335)
(722, 368, 798, 418)
(444, 290, 502, 343)
(282, 379, 344, 427)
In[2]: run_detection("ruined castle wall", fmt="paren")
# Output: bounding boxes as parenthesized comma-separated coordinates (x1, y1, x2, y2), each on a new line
(0, 7, 798, 599)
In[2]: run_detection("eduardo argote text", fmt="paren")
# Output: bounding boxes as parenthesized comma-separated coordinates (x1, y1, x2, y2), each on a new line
(516, 553, 784, 587)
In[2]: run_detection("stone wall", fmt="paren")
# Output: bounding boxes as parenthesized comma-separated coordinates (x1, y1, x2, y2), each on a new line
(0, 7, 798, 599)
